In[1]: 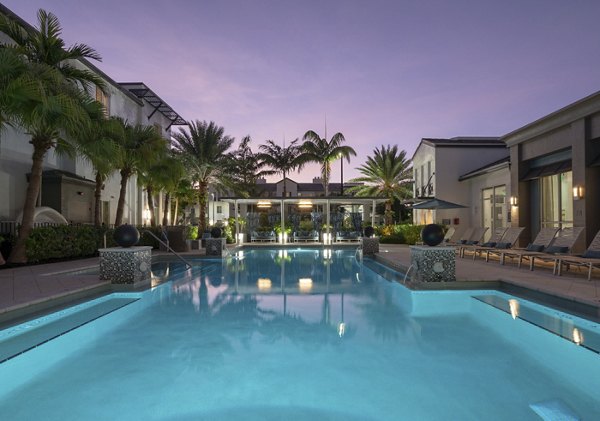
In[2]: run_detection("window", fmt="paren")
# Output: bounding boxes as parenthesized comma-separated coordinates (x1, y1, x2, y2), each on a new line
(95, 87, 109, 117)
(414, 167, 419, 197)
(216, 205, 222, 214)
(540, 171, 573, 228)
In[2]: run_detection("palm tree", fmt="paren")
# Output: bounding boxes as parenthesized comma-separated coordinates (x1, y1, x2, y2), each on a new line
(302, 130, 356, 196)
(137, 154, 185, 227)
(229, 135, 273, 196)
(171, 120, 235, 232)
(257, 139, 306, 197)
(347, 145, 412, 225)
(113, 119, 167, 226)
(75, 116, 122, 226)
(0, 48, 40, 130)
(1, 9, 106, 263)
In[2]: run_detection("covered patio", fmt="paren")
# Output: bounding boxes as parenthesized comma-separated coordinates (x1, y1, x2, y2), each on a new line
(222, 197, 388, 244)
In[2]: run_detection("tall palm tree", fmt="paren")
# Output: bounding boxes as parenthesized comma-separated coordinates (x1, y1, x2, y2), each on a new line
(302, 130, 356, 196)
(171, 120, 235, 232)
(137, 154, 185, 227)
(1, 9, 106, 263)
(347, 145, 413, 226)
(0, 48, 40, 130)
(75, 116, 122, 226)
(229, 135, 273, 196)
(113, 119, 167, 226)
(257, 139, 306, 197)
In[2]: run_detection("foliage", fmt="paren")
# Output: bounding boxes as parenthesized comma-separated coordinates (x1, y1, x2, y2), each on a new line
(172, 120, 235, 232)
(228, 136, 273, 196)
(301, 130, 356, 196)
(299, 220, 314, 232)
(187, 225, 199, 240)
(227, 217, 246, 235)
(273, 222, 292, 235)
(377, 224, 424, 245)
(348, 145, 413, 226)
(257, 139, 306, 197)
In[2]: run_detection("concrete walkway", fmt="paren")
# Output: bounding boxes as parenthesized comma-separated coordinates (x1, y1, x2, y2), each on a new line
(376, 244, 600, 307)
(1, 243, 599, 326)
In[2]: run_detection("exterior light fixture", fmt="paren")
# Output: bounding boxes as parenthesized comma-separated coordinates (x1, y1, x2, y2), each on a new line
(257, 278, 272, 290)
(510, 196, 518, 206)
(298, 277, 313, 292)
(573, 186, 584, 200)
(298, 200, 313, 209)
(257, 200, 272, 208)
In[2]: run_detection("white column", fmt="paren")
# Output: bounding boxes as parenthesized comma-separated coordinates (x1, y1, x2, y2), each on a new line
(372, 200, 376, 226)
(280, 200, 285, 243)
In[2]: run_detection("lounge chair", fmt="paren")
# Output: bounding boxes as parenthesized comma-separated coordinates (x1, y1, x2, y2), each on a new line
(335, 231, 361, 242)
(442, 227, 456, 244)
(494, 227, 559, 267)
(251, 230, 276, 242)
(446, 227, 475, 246)
(293, 230, 319, 242)
(555, 229, 600, 280)
(475, 227, 525, 262)
(459, 227, 507, 259)
(519, 227, 584, 273)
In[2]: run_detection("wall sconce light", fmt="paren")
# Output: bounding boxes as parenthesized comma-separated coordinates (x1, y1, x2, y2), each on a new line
(573, 186, 584, 200)
(510, 196, 518, 206)
(77, 191, 84, 196)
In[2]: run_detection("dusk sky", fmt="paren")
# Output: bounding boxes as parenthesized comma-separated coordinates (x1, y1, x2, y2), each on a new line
(4, 0, 600, 181)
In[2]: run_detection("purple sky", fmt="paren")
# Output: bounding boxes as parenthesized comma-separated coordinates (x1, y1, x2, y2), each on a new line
(5, 0, 600, 181)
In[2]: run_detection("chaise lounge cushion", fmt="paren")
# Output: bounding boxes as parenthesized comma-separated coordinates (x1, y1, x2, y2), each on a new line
(526, 243, 545, 252)
(482, 242, 496, 248)
(582, 250, 600, 259)
(495, 242, 511, 249)
(544, 245, 569, 254)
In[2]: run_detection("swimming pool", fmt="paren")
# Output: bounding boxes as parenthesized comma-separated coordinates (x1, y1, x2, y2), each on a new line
(1, 248, 599, 420)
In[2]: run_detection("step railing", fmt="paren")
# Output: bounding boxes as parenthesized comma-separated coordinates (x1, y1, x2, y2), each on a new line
(143, 230, 192, 269)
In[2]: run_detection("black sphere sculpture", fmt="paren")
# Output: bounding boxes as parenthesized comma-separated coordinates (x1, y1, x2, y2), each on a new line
(114, 224, 140, 247)
(364, 226, 375, 238)
(210, 227, 222, 239)
(421, 224, 445, 246)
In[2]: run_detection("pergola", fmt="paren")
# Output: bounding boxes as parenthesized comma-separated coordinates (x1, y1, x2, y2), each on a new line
(222, 197, 388, 243)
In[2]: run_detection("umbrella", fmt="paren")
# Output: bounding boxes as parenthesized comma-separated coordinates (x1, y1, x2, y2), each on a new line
(411, 198, 467, 209)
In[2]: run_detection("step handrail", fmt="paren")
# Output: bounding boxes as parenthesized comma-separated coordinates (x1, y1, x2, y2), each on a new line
(143, 230, 192, 269)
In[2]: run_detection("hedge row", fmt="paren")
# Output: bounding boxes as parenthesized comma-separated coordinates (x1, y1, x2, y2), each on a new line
(377, 224, 426, 245)
(24, 225, 163, 263)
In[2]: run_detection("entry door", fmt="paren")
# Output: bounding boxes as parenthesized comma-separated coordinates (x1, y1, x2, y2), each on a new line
(482, 185, 507, 241)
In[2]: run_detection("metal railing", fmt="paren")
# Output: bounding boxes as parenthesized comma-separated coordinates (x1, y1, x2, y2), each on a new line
(143, 230, 192, 269)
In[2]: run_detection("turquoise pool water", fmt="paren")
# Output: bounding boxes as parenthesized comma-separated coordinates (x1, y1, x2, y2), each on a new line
(1, 248, 599, 420)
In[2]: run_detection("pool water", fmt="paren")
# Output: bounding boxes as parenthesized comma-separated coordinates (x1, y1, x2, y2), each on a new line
(1, 248, 599, 420)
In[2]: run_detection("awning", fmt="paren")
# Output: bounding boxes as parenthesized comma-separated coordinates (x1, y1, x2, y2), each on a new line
(521, 160, 571, 181)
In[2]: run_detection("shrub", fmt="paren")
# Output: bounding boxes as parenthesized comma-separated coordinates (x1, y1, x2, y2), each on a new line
(187, 225, 199, 240)
(26, 225, 100, 263)
(375, 224, 425, 245)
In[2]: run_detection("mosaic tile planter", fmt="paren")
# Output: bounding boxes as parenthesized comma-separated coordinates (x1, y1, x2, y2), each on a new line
(205, 238, 226, 257)
(409, 245, 456, 282)
(362, 237, 380, 255)
(99, 246, 152, 285)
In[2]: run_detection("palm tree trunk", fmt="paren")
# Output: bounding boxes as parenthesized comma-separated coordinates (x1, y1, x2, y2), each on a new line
(147, 186, 156, 227)
(323, 162, 330, 197)
(8, 140, 48, 263)
(115, 168, 130, 227)
(162, 192, 170, 226)
(198, 181, 208, 232)
(93, 172, 103, 226)
(384, 200, 393, 226)
(282, 171, 287, 197)
(173, 197, 179, 225)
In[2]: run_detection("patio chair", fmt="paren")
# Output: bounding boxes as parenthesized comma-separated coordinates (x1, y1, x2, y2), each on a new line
(442, 227, 456, 244)
(555, 229, 600, 280)
(459, 227, 507, 259)
(457, 227, 489, 257)
(475, 227, 526, 262)
(335, 231, 361, 242)
(495, 227, 559, 267)
(446, 227, 474, 246)
(293, 230, 319, 242)
(251, 230, 276, 242)
(519, 227, 584, 273)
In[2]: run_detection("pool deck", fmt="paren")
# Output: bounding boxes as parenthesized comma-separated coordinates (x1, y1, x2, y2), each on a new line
(0, 243, 599, 325)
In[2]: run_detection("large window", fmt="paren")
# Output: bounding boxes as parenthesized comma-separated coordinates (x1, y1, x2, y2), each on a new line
(540, 171, 573, 228)
(482, 185, 506, 241)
